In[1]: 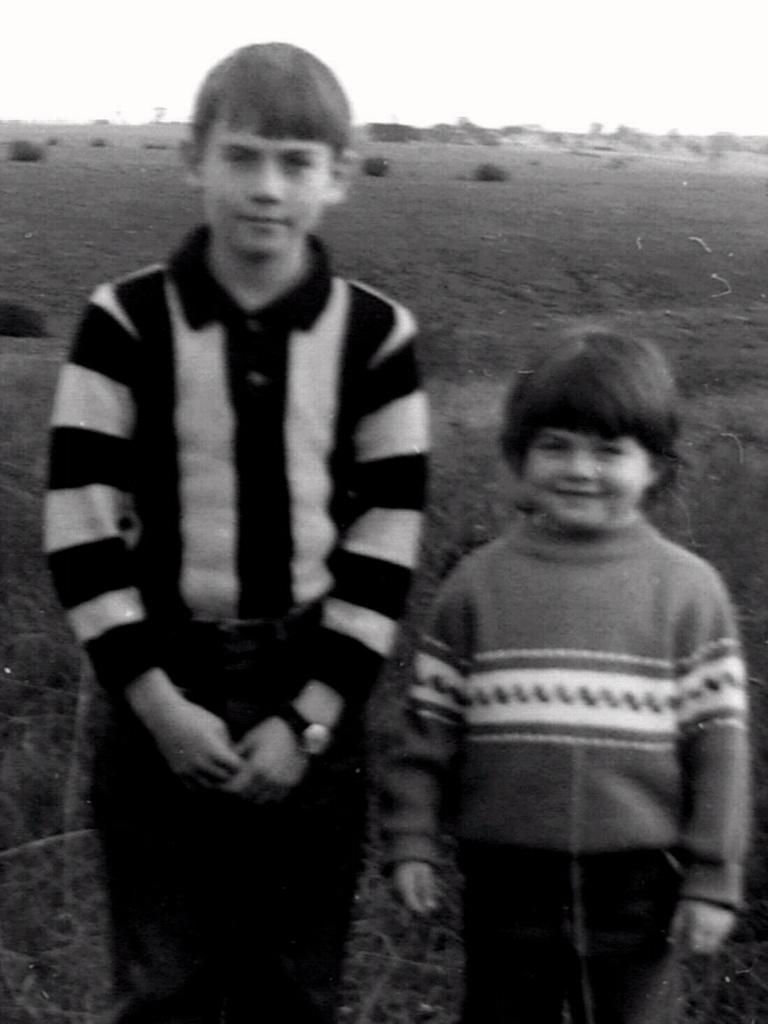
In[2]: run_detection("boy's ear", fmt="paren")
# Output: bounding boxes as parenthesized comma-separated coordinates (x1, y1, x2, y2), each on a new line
(180, 139, 203, 189)
(328, 149, 357, 203)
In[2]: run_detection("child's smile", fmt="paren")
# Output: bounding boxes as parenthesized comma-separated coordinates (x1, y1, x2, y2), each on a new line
(520, 428, 659, 534)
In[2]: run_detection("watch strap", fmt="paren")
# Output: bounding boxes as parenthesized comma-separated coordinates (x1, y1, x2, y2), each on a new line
(274, 703, 311, 739)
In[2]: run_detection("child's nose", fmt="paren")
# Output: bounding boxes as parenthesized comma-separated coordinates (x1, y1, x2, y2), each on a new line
(565, 449, 599, 477)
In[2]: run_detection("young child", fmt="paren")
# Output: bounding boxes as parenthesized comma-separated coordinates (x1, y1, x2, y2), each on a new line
(44, 43, 428, 1024)
(382, 330, 749, 1024)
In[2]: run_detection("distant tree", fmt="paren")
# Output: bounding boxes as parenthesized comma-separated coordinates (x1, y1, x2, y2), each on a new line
(367, 122, 420, 143)
(663, 128, 681, 150)
(708, 132, 741, 157)
(589, 122, 603, 136)
(423, 123, 462, 143)
(153, 107, 167, 124)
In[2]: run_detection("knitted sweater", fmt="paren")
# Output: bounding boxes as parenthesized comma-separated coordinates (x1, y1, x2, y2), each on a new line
(382, 516, 749, 907)
(44, 228, 428, 701)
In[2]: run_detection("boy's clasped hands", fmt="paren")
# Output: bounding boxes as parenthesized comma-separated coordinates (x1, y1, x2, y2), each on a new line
(126, 666, 316, 801)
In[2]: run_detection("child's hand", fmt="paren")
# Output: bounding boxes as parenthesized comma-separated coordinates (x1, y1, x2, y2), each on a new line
(221, 717, 308, 803)
(125, 668, 243, 787)
(669, 898, 736, 955)
(394, 860, 439, 916)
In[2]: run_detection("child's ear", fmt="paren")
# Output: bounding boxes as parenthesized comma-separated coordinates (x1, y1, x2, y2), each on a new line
(499, 458, 536, 514)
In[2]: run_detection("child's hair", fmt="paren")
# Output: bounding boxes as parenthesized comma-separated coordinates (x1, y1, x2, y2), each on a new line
(499, 328, 680, 488)
(190, 42, 352, 155)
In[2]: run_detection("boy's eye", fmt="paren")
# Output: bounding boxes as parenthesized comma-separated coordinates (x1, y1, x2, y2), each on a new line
(282, 152, 315, 170)
(224, 147, 254, 164)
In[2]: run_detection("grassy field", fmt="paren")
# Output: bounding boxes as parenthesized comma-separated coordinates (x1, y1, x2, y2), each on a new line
(2, 124, 768, 1022)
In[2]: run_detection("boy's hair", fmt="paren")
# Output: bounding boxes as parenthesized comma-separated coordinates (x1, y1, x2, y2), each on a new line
(499, 329, 680, 486)
(190, 42, 352, 154)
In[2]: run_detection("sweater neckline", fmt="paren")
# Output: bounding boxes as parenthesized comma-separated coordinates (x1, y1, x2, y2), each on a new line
(509, 513, 658, 562)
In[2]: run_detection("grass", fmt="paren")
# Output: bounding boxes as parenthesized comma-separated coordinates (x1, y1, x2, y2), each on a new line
(2, 127, 768, 1022)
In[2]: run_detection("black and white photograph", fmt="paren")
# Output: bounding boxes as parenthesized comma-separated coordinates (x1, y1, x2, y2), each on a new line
(1, 2, 766, 1021)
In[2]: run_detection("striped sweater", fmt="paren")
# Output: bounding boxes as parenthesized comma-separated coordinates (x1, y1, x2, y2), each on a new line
(45, 228, 428, 701)
(382, 516, 750, 907)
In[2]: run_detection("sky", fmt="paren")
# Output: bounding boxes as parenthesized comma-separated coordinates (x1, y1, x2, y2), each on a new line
(2, 0, 767, 135)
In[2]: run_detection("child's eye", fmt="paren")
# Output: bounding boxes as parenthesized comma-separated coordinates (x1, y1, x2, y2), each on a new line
(534, 435, 568, 452)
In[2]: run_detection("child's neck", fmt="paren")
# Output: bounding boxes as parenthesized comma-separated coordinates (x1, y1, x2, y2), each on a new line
(207, 238, 310, 314)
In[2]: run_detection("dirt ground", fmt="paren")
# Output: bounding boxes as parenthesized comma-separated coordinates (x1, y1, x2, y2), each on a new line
(2, 128, 768, 1022)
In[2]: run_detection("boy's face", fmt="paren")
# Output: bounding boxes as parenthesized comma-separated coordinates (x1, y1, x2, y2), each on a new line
(186, 121, 350, 266)
(519, 428, 659, 534)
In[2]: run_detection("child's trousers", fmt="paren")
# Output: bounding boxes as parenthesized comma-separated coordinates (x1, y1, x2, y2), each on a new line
(91, 614, 367, 1024)
(459, 843, 685, 1024)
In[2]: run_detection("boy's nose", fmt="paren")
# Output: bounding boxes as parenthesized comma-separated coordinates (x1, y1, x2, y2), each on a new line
(248, 159, 285, 200)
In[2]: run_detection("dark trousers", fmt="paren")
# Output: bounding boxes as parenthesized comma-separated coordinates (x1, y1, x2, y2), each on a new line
(92, 617, 367, 1024)
(459, 844, 684, 1024)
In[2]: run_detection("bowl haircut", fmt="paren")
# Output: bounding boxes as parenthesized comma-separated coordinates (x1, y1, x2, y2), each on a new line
(499, 329, 681, 490)
(190, 42, 352, 156)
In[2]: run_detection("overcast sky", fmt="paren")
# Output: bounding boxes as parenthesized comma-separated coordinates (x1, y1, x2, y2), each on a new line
(2, 0, 766, 134)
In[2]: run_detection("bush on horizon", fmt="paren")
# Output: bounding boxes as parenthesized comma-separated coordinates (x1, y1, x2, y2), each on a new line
(363, 156, 390, 177)
(7, 139, 46, 163)
(0, 301, 46, 337)
(472, 162, 509, 182)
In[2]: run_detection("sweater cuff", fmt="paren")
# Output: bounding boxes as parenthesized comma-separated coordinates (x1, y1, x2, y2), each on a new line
(309, 625, 384, 706)
(680, 861, 744, 909)
(386, 832, 442, 869)
(86, 620, 162, 693)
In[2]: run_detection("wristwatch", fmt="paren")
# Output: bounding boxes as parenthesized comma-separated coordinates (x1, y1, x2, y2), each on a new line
(274, 704, 333, 757)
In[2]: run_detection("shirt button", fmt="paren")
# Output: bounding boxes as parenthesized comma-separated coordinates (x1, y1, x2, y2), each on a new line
(246, 316, 262, 333)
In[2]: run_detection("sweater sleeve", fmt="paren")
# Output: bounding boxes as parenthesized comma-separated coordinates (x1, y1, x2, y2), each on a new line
(44, 284, 160, 691)
(310, 301, 429, 703)
(674, 567, 750, 908)
(380, 566, 474, 867)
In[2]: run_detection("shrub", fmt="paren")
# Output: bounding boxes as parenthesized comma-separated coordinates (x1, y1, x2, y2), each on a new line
(362, 156, 390, 177)
(142, 142, 171, 150)
(90, 137, 108, 148)
(472, 162, 509, 182)
(0, 301, 46, 337)
(46, 136, 60, 147)
(7, 139, 46, 163)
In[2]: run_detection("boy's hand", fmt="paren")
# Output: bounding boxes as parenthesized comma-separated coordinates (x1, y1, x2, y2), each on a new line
(222, 717, 308, 803)
(125, 668, 243, 787)
(669, 898, 737, 955)
(394, 860, 439, 916)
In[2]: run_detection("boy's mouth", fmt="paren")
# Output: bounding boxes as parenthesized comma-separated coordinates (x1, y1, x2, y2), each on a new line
(240, 215, 288, 227)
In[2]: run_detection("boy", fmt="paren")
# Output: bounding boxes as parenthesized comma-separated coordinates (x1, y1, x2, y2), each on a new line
(382, 331, 749, 1024)
(45, 43, 428, 1024)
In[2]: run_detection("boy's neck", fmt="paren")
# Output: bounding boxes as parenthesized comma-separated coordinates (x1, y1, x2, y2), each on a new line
(206, 237, 311, 314)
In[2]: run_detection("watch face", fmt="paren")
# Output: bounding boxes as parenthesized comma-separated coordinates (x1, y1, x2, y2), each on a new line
(303, 722, 331, 757)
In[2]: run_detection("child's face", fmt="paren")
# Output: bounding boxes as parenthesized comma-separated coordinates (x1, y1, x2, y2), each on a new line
(519, 428, 659, 534)
(186, 120, 350, 267)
